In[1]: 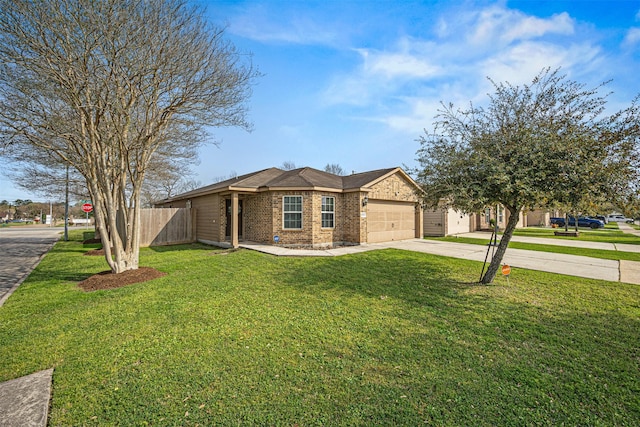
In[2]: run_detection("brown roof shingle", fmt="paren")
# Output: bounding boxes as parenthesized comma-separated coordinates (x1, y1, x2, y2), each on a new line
(156, 166, 418, 203)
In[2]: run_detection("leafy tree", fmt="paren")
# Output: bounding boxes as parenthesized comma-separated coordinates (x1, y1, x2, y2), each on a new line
(324, 163, 346, 175)
(414, 68, 638, 284)
(0, 0, 259, 273)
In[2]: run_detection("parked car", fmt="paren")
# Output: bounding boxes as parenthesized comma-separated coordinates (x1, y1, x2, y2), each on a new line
(594, 215, 608, 224)
(550, 216, 605, 229)
(607, 214, 634, 223)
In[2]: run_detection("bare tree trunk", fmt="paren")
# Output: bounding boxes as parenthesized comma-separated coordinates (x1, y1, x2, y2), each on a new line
(481, 206, 521, 284)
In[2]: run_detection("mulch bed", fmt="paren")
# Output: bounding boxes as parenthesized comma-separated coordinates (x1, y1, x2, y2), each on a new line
(82, 238, 102, 244)
(84, 249, 105, 256)
(78, 267, 166, 291)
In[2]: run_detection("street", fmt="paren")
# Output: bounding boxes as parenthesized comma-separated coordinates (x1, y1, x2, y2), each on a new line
(0, 226, 62, 305)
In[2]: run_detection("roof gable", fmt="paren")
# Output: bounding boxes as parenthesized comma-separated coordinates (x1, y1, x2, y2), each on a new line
(264, 167, 343, 189)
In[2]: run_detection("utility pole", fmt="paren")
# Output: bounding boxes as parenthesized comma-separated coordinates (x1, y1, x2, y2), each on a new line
(64, 164, 69, 241)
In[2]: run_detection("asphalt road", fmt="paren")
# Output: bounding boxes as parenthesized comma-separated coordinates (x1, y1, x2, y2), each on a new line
(0, 226, 61, 305)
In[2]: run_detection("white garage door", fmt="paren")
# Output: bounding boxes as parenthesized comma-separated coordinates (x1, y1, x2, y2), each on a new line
(367, 200, 416, 243)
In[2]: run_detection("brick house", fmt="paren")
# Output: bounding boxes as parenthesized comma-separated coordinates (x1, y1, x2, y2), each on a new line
(154, 166, 424, 248)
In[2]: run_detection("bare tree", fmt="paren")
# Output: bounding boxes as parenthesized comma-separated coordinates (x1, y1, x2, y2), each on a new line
(324, 163, 346, 175)
(0, 0, 259, 273)
(141, 163, 202, 207)
(211, 170, 238, 184)
(281, 161, 297, 170)
(2, 147, 89, 201)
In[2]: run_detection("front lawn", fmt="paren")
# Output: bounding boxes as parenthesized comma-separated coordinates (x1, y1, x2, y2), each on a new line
(1, 232, 638, 425)
(430, 236, 640, 261)
(513, 226, 640, 244)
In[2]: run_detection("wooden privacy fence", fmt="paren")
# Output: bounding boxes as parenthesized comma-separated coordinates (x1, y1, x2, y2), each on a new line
(136, 208, 195, 247)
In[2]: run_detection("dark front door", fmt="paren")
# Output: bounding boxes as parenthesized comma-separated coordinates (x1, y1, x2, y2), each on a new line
(225, 199, 243, 239)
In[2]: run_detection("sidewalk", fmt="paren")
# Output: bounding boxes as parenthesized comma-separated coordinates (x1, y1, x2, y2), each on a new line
(0, 370, 53, 427)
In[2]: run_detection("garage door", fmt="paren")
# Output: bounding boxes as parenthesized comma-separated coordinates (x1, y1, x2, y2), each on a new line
(367, 200, 416, 243)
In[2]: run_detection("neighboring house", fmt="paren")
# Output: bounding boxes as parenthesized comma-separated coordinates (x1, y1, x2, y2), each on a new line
(524, 208, 553, 227)
(154, 166, 424, 249)
(424, 204, 561, 236)
(423, 206, 474, 237)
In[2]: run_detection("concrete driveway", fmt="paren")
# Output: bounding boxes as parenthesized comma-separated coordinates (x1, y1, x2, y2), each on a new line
(241, 236, 640, 284)
(0, 226, 61, 306)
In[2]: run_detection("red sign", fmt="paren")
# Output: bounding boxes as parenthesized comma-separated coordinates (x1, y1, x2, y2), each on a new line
(82, 203, 93, 213)
(501, 264, 511, 276)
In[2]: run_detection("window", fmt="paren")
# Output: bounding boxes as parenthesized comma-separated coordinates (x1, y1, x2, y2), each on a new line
(321, 196, 335, 228)
(283, 196, 302, 229)
(498, 206, 504, 223)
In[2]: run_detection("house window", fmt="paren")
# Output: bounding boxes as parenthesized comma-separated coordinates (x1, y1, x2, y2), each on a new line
(498, 206, 504, 223)
(485, 208, 491, 224)
(321, 196, 335, 228)
(283, 196, 303, 229)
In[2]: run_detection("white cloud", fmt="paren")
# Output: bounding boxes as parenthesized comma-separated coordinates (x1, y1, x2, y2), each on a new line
(480, 41, 601, 86)
(378, 99, 441, 135)
(469, 7, 574, 46)
(358, 48, 442, 80)
(321, 2, 623, 138)
(228, 4, 341, 46)
(623, 27, 640, 48)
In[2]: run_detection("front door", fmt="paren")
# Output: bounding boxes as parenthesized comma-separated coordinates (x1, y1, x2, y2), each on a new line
(225, 199, 243, 239)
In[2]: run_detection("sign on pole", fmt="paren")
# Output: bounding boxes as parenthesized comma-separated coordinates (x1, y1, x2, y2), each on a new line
(502, 264, 511, 284)
(82, 203, 93, 213)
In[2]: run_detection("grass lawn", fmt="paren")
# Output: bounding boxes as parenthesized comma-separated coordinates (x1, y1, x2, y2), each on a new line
(1, 231, 639, 425)
(430, 236, 640, 262)
(512, 225, 640, 245)
(430, 223, 640, 261)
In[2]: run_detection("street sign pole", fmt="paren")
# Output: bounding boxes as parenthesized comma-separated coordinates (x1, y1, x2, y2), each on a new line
(82, 203, 93, 231)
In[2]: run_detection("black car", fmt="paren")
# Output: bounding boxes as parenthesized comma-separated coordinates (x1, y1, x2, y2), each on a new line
(550, 216, 604, 229)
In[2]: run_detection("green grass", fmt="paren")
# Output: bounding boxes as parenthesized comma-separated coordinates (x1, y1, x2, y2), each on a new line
(511, 225, 640, 245)
(1, 231, 639, 425)
(431, 236, 640, 261)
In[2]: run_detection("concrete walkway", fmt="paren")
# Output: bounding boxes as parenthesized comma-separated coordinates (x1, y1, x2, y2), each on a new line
(0, 369, 53, 427)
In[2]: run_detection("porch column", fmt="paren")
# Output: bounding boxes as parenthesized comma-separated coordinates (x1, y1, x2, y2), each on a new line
(231, 192, 239, 248)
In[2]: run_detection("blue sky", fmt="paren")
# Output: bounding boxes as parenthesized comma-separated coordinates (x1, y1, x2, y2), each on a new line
(2, 0, 640, 201)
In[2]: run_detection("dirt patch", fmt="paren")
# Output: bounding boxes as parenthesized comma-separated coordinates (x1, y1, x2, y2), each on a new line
(84, 249, 105, 256)
(78, 267, 166, 291)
